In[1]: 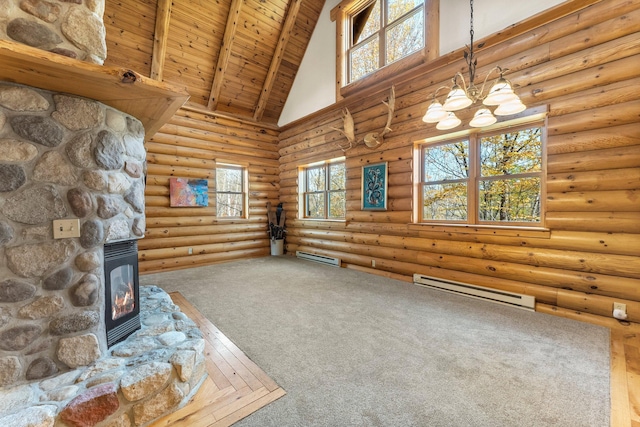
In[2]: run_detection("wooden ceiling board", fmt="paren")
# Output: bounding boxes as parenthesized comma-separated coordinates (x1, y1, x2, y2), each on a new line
(232, 34, 276, 68)
(165, 26, 217, 62)
(163, 44, 216, 74)
(107, 2, 156, 20)
(162, 16, 216, 103)
(169, 7, 227, 38)
(177, 0, 232, 24)
(218, 78, 262, 108)
(243, 0, 288, 22)
(104, 13, 156, 39)
(163, 42, 214, 78)
(218, 87, 262, 113)
(167, 14, 221, 55)
(102, 0, 325, 124)
(262, 0, 325, 121)
(104, 1, 156, 76)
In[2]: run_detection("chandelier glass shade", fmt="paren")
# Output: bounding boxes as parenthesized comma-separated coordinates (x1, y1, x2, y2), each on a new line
(422, 0, 525, 129)
(436, 112, 462, 130)
(469, 108, 497, 127)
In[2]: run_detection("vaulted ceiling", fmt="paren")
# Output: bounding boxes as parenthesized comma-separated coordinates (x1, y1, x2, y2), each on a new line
(104, 0, 326, 125)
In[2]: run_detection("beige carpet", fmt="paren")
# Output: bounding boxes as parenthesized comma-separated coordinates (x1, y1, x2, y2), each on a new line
(141, 256, 610, 427)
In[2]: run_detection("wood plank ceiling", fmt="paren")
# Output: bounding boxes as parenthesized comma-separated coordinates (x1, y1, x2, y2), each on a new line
(104, 0, 325, 125)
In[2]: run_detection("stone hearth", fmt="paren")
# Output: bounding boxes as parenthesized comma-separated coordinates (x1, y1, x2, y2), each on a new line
(0, 286, 208, 427)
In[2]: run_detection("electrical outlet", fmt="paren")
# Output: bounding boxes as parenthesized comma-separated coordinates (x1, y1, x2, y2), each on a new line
(371, 259, 376, 267)
(613, 302, 626, 312)
(53, 219, 80, 239)
(613, 302, 627, 320)
(188, 247, 193, 255)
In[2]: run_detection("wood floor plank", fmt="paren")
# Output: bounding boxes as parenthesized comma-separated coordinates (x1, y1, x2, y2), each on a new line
(146, 292, 286, 427)
(208, 327, 281, 392)
(188, 386, 254, 426)
(195, 323, 264, 390)
(201, 325, 265, 391)
(171, 291, 275, 392)
(612, 329, 632, 427)
(626, 344, 640, 421)
(212, 387, 270, 420)
(203, 340, 249, 391)
(150, 381, 236, 426)
(203, 358, 233, 391)
(212, 387, 287, 427)
(624, 332, 640, 350)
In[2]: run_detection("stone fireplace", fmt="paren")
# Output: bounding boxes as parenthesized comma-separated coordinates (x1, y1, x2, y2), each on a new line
(0, 1, 201, 425)
(0, 81, 148, 388)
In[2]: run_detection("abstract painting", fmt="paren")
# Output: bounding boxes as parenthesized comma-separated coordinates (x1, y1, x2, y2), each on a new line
(169, 178, 208, 207)
(361, 162, 388, 210)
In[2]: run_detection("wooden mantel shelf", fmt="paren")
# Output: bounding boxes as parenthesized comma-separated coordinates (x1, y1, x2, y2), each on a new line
(0, 40, 190, 137)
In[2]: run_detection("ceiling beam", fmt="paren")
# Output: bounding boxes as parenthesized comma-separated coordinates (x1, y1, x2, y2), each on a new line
(150, 0, 172, 81)
(208, 0, 244, 110)
(253, 0, 302, 122)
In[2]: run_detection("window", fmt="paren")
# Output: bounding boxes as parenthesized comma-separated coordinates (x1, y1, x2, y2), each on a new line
(301, 159, 346, 219)
(215, 164, 247, 218)
(347, 0, 425, 84)
(419, 124, 544, 226)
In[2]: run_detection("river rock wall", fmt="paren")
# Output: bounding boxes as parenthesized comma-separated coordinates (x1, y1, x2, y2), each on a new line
(0, 0, 106, 63)
(0, 81, 146, 389)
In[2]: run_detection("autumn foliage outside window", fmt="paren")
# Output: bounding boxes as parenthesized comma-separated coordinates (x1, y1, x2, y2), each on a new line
(348, 0, 425, 83)
(420, 124, 544, 226)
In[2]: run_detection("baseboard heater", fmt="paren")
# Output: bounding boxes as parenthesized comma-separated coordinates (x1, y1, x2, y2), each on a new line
(296, 251, 341, 267)
(413, 274, 535, 311)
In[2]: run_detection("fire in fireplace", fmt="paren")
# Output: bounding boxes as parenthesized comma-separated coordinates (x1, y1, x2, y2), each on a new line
(104, 239, 141, 347)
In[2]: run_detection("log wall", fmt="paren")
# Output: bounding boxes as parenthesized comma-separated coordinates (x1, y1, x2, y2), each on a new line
(278, 0, 640, 322)
(140, 106, 280, 272)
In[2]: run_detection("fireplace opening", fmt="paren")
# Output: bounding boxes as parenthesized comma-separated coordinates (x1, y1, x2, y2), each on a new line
(104, 239, 141, 347)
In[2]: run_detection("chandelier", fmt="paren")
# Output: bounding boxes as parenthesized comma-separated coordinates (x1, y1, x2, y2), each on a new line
(422, 0, 525, 130)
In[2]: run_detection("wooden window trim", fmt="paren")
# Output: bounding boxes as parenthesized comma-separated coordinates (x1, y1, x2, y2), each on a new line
(215, 163, 248, 219)
(300, 159, 346, 220)
(331, 0, 439, 100)
(415, 112, 548, 229)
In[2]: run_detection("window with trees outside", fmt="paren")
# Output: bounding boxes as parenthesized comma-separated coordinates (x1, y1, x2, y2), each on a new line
(301, 159, 346, 219)
(419, 124, 544, 226)
(347, 0, 425, 84)
(216, 164, 247, 218)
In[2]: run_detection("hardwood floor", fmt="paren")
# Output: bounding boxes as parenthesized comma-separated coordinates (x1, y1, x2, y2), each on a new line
(154, 292, 639, 427)
(150, 292, 285, 427)
(611, 327, 640, 427)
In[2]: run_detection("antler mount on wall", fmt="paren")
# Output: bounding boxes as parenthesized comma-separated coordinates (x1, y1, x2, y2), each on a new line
(333, 86, 395, 151)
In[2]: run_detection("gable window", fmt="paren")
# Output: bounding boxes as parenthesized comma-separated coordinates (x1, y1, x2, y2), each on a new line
(301, 158, 346, 220)
(332, 0, 437, 94)
(215, 163, 247, 218)
(419, 123, 545, 226)
(349, 0, 425, 83)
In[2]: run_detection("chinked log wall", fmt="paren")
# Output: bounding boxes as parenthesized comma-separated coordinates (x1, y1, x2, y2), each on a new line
(279, 0, 640, 323)
(140, 106, 280, 272)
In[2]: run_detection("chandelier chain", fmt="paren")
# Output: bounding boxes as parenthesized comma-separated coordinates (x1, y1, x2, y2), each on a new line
(421, 0, 526, 129)
(467, 0, 476, 86)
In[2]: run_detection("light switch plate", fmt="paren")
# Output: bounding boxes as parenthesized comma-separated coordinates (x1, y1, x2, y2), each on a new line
(53, 219, 80, 239)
